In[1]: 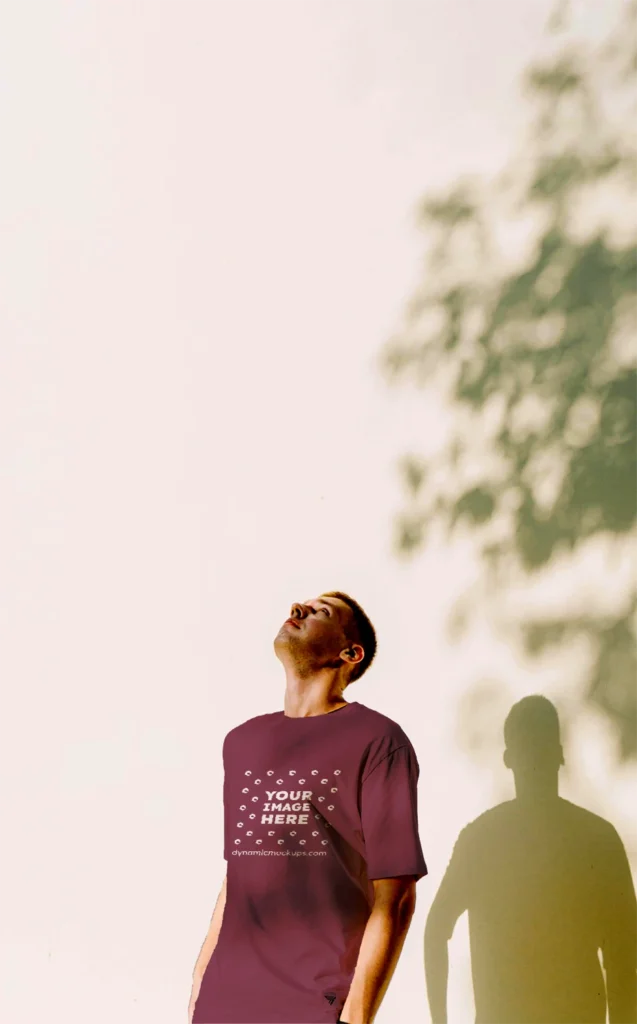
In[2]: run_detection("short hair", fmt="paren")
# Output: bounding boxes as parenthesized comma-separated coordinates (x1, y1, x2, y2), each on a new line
(321, 590, 377, 683)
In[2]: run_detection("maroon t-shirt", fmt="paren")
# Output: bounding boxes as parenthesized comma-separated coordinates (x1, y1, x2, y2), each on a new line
(193, 700, 428, 1024)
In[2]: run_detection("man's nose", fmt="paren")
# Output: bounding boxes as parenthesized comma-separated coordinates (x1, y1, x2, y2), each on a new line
(291, 603, 307, 619)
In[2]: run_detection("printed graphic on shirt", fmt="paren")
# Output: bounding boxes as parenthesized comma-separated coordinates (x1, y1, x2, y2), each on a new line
(232, 766, 343, 852)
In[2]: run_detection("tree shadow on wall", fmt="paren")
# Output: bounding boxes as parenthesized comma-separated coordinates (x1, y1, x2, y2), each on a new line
(380, 1, 637, 763)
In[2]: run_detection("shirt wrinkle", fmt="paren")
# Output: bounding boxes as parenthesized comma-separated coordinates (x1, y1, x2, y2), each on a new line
(361, 743, 409, 784)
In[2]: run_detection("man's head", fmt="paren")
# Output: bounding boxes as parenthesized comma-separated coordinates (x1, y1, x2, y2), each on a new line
(274, 590, 377, 686)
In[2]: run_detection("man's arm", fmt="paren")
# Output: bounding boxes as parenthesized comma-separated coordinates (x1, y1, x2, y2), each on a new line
(188, 872, 227, 1023)
(339, 877, 417, 1024)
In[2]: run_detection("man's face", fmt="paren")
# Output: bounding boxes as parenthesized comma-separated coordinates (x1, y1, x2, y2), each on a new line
(274, 594, 356, 670)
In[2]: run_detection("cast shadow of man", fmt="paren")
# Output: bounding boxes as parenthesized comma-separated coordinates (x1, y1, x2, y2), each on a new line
(424, 695, 637, 1024)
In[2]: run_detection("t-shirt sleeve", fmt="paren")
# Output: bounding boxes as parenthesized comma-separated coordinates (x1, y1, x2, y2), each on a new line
(223, 733, 230, 862)
(360, 743, 428, 882)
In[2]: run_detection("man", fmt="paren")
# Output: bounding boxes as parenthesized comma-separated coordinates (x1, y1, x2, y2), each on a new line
(189, 590, 428, 1024)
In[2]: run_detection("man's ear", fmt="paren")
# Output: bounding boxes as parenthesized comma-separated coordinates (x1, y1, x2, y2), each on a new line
(342, 645, 364, 665)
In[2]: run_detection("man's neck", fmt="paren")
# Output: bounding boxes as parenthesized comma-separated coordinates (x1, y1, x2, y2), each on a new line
(281, 664, 349, 718)
(283, 696, 349, 718)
